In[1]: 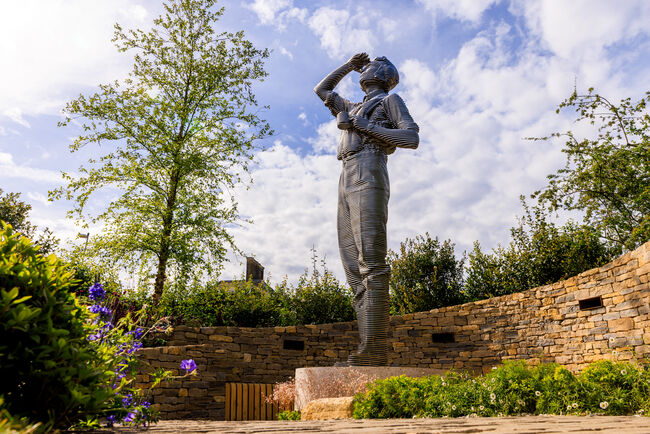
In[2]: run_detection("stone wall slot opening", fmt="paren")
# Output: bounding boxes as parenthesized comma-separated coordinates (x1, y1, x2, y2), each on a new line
(578, 296, 603, 310)
(282, 339, 305, 351)
(432, 332, 455, 343)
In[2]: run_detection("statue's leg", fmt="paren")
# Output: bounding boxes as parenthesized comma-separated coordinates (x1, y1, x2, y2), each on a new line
(346, 154, 390, 366)
(337, 166, 367, 357)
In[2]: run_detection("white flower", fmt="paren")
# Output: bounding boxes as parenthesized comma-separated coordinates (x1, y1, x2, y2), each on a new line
(621, 369, 627, 375)
(441, 381, 446, 387)
(535, 391, 541, 397)
(491, 378, 496, 383)
(567, 405, 572, 410)
(572, 403, 578, 408)
(609, 337, 616, 343)
(479, 405, 484, 411)
(492, 366, 498, 370)
(451, 405, 456, 410)
(612, 350, 618, 356)
(518, 400, 525, 406)
(470, 407, 474, 411)
(600, 401, 609, 410)
(490, 393, 496, 401)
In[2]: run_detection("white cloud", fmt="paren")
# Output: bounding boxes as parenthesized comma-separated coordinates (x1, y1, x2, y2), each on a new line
(512, 0, 650, 61)
(0, 0, 151, 121)
(279, 45, 294, 60)
(307, 7, 377, 60)
(220, 142, 342, 282)
(27, 191, 50, 207)
(0, 151, 64, 183)
(417, 0, 499, 23)
(3, 108, 30, 128)
(246, 0, 307, 30)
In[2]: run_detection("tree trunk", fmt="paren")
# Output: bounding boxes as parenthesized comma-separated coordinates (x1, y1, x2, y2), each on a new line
(152, 225, 172, 305)
(152, 168, 181, 305)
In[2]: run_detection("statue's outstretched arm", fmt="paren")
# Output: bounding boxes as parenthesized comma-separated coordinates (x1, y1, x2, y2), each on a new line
(314, 53, 370, 101)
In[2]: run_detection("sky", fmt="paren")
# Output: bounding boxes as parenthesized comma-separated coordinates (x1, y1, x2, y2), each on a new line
(1, 0, 650, 286)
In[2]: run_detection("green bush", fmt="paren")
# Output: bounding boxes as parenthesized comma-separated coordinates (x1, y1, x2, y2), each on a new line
(159, 279, 291, 327)
(153, 258, 354, 327)
(280, 267, 355, 325)
(0, 224, 114, 430)
(465, 204, 613, 301)
(388, 234, 465, 315)
(353, 360, 650, 419)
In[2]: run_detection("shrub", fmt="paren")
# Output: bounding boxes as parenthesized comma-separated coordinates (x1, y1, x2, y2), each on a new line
(280, 265, 355, 325)
(388, 234, 465, 315)
(0, 223, 114, 430)
(465, 204, 613, 301)
(353, 360, 650, 419)
(154, 255, 354, 327)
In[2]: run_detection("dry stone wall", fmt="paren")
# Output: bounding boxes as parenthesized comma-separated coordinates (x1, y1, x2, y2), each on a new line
(136, 240, 650, 419)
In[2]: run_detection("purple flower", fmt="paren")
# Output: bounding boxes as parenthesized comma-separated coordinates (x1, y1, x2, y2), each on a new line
(142, 401, 151, 409)
(105, 415, 117, 427)
(123, 411, 136, 423)
(89, 304, 111, 316)
(89, 282, 106, 301)
(180, 359, 197, 373)
(122, 393, 133, 408)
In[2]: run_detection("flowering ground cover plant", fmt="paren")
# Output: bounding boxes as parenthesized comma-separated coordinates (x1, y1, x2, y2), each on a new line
(353, 360, 650, 418)
(79, 282, 199, 429)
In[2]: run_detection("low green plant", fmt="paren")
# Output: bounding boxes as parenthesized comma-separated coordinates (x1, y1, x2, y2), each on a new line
(277, 410, 301, 420)
(353, 360, 650, 419)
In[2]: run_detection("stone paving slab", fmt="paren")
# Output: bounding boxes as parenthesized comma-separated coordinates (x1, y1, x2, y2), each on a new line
(108, 416, 650, 433)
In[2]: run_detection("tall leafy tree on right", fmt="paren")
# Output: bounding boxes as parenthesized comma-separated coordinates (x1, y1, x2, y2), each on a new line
(530, 88, 650, 254)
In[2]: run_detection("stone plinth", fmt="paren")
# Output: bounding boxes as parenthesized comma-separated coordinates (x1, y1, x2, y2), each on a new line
(301, 397, 355, 420)
(294, 366, 444, 411)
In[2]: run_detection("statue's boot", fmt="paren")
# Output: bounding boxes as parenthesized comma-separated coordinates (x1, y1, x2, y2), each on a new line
(348, 290, 389, 366)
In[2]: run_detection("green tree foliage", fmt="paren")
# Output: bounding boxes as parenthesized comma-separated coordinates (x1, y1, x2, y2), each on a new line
(388, 233, 465, 315)
(51, 0, 271, 302)
(531, 88, 650, 253)
(0, 189, 33, 234)
(0, 188, 58, 254)
(0, 224, 113, 430)
(465, 202, 613, 301)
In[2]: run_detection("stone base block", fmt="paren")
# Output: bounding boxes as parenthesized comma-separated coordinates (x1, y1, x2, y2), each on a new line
(301, 396, 354, 420)
(294, 366, 444, 411)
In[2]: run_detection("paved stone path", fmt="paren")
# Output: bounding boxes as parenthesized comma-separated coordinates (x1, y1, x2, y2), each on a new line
(108, 416, 650, 433)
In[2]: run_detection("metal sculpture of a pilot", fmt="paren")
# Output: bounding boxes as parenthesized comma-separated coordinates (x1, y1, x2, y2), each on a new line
(314, 52, 419, 366)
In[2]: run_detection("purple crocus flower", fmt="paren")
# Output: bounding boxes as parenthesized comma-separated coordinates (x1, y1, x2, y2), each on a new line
(180, 359, 197, 373)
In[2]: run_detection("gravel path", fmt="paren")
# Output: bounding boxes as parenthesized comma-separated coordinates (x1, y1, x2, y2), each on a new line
(106, 415, 650, 433)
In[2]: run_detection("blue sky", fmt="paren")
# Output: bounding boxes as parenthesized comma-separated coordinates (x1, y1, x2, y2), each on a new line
(2, 0, 650, 285)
